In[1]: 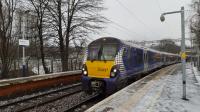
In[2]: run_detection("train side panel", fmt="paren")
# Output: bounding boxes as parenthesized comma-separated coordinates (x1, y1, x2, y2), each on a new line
(122, 47, 144, 77)
(147, 51, 163, 71)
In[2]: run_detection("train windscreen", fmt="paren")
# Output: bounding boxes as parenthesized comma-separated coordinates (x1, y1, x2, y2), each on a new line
(88, 44, 118, 61)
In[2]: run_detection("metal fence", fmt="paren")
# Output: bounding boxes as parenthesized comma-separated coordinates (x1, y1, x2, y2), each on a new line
(0, 58, 83, 78)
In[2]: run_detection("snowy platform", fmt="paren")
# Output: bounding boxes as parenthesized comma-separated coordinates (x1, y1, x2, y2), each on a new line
(193, 66, 200, 85)
(86, 64, 200, 112)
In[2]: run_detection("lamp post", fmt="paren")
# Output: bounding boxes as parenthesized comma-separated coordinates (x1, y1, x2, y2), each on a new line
(160, 6, 187, 100)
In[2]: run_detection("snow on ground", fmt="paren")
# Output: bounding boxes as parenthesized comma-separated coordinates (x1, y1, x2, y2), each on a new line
(87, 64, 200, 112)
(193, 65, 200, 85)
(147, 64, 200, 112)
(124, 64, 200, 112)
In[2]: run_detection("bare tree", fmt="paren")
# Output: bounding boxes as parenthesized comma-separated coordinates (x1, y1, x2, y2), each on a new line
(151, 39, 181, 54)
(72, 38, 86, 69)
(190, 0, 200, 69)
(0, 0, 18, 78)
(47, 0, 106, 71)
(28, 0, 50, 74)
(45, 0, 67, 71)
(64, 0, 106, 71)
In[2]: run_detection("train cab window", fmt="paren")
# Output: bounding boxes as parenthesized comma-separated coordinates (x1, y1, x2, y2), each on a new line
(87, 43, 119, 61)
(100, 44, 118, 60)
(88, 45, 101, 60)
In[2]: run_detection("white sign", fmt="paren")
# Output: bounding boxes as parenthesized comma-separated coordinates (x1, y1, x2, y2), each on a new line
(19, 39, 30, 46)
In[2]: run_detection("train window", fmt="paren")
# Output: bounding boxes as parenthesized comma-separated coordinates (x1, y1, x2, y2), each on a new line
(100, 44, 118, 60)
(123, 48, 127, 57)
(162, 55, 165, 62)
(136, 49, 143, 65)
(148, 52, 153, 63)
(87, 44, 118, 61)
(147, 52, 150, 63)
(88, 45, 100, 60)
(123, 47, 131, 60)
(154, 54, 161, 62)
(128, 47, 131, 60)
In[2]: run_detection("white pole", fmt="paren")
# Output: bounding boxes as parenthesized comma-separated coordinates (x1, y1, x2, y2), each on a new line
(181, 6, 187, 100)
(22, 14, 26, 77)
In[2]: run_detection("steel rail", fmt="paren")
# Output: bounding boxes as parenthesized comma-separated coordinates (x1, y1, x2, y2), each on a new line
(0, 83, 81, 109)
(63, 93, 100, 112)
(15, 89, 82, 112)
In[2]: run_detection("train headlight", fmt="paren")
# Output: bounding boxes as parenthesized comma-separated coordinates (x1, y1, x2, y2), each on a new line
(110, 72, 116, 77)
(83, 71, 87, 75)
(113, 69, 117, 73)
(110, 66, 119, 78)
(82, 64, 88, 76)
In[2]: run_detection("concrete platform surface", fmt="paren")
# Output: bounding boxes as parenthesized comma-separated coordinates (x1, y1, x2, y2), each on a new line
(86, 64, 200, 112)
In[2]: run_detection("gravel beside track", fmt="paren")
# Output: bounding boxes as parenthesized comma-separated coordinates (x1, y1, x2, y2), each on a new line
(34, 92, 100, 112)
(0, 83, 82, 112)
(63, 93, 100, 112)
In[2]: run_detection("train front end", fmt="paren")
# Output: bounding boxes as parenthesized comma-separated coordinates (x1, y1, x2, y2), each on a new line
(81, 37, 122, 94)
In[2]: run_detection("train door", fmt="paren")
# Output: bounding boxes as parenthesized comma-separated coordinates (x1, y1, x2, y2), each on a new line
(143, 49, 148, 72)
(122, 47, 132, 72)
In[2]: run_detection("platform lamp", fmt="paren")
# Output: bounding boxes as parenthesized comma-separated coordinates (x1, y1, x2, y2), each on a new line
(160, 6, 188, 100)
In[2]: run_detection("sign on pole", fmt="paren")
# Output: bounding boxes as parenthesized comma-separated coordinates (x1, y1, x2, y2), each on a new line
(180, 52, 187, 60)
(19, 39, 30, 46)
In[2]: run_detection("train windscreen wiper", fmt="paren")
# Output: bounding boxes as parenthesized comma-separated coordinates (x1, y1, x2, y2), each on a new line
(98, 44, 107, 62)
(91, 58, 96, 62)
(102, 52, 107, 62)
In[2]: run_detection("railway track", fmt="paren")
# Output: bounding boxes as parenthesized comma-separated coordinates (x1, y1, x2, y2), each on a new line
(63, 93, 100, 112)
(0, 83, 82, 112)
(0, 65, 178, 112)
(0, 82, 101, 112)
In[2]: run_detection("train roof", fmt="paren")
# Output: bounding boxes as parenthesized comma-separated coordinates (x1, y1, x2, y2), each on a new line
(122, 40, 179, 56)
(89, 37, 179, 57)
(88, 37, 121, 46)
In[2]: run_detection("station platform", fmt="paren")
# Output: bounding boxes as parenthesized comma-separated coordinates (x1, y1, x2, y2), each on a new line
(0, 70, 81, 97)
(0, 70, 81, 87)
(86, 64, 200, 112)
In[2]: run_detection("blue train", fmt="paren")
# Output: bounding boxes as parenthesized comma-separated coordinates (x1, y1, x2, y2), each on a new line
(81, 37, 180, 94)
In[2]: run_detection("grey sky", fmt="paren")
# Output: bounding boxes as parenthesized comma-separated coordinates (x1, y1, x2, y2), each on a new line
(96, 0, 192, 44)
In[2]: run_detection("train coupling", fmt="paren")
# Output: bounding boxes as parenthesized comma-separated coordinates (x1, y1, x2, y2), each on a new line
(91, 80, 103, 88)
